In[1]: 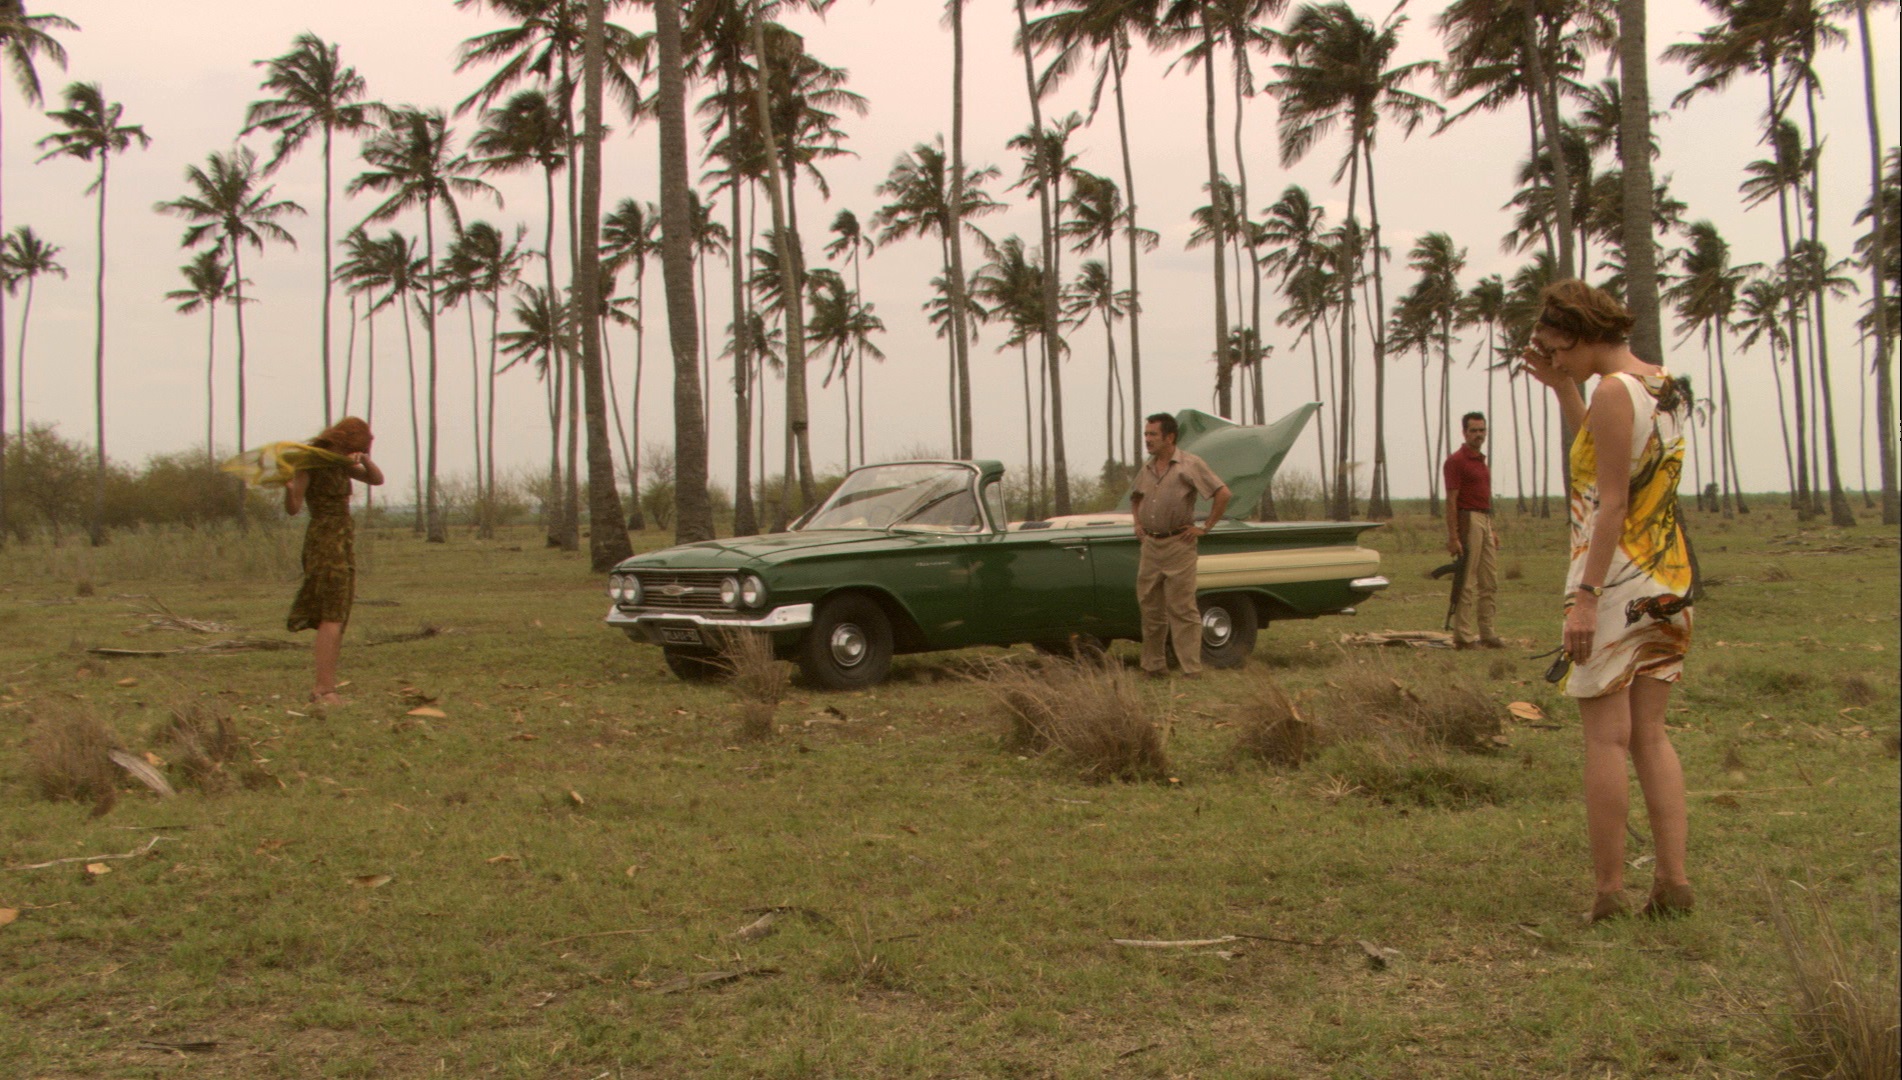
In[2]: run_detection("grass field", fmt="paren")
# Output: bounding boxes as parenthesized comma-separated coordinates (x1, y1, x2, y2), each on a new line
(1, 501, 1896, 1079)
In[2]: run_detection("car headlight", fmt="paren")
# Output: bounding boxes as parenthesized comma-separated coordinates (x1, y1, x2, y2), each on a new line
(625, 575, 642, 606)
(740, 574, 767, 608)
(606, 574, 625, 601)
(719, 576, 741, 608)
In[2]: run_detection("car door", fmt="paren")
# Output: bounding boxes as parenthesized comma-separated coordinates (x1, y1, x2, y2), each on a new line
(969, 529, 1100, 641)
(1081, 529, 1144, 637)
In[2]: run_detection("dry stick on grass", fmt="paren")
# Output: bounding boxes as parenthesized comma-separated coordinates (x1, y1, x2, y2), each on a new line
(5, 835, 173, 871)
(979, 655, 1170, 783)
(88, 638, 306, 658)
(126, 597, 241, 635)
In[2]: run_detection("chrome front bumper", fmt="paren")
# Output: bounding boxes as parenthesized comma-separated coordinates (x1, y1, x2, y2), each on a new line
(605, 602, 815, 644)
(1349, 575, 1390, 591)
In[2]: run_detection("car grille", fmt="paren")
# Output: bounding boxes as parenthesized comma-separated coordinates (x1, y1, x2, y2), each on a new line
(632, 569, 732, 612)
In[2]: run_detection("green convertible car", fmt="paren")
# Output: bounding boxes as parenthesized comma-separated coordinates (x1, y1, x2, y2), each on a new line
(604, 405, 1388, 689)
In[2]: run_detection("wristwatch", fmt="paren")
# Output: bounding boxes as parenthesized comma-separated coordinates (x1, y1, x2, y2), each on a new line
(1576, 583, 1605, 598)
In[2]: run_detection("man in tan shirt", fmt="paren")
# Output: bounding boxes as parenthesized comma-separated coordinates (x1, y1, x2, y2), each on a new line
(1129, 413, 1231, 677)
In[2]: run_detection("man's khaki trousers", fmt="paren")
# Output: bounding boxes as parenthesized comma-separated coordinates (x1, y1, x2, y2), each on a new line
(1452, 511, 1498, 645)
(1137, 534, 1201, 674)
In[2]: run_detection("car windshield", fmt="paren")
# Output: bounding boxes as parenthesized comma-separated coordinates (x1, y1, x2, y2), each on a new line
(800, 464, 984, 533)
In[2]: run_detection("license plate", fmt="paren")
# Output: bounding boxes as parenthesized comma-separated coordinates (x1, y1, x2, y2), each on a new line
(659, 627, 703, 646)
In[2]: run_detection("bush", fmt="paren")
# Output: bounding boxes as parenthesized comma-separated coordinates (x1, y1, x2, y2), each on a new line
(1764, 877, 1900, 1080)
(983, 656, 1169, 783)
(26, 706, 120, 813)
(1232, 674, 1317, 768)
(716, 630, 790, 742)
(1314, 660, 1504, 754)
(153, 701, 246, 793)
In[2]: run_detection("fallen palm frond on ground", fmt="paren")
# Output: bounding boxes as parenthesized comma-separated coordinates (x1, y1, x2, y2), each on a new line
(715, 630, 790, 741)
(25, 706, 121, 815)
(125, 597, 242, 635)
(364, 623, 455, 646)
(1340, 630, 1454, 649)
(87, 638, 305, 658)
(1763, 875, 1900, 1079)
(981, 656, 1169, 783)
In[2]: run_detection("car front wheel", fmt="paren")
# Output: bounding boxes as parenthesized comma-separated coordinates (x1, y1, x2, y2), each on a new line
(798, 594, 894, 690)
(1197, 593, 1259, 669)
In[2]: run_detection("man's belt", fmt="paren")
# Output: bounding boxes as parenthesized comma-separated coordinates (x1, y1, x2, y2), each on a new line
(1143, 526, 1193, 539)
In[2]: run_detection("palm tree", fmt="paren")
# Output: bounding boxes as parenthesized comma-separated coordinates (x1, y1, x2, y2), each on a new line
(1025, 0, 1163, 461)
(653, 0, 712, 541)
(973, 235, 1051, 515)
(825, 208, 875, 467)
(1387, 290, 1440, 513)
(242, 33, 371, 425)
(1062, 171, 1153, 465)
(356, 230, 427, 526)
(154, 146, 306, 468)
(1734, 270, 1799, 496)
(1663, 220, 1750, 516)
(334, 227, 385, 444)
(602, 197, 658, 529)
(687, 188, 730, 435)
(349, 107, 499, 542)
(1261, 184, 1332, 488)
(806, 270, 885, 468)
(498, 283, 579, 528)
(1406, 231, 1466, 502)
(36, 82, 149, 545)
(873, 139, 1004, 448)
(1005, 108, 1082, 515)
(1738, 119, 1816, 513)
(0, 0, 74, 542)
(438, 224, 497, 523)
(1615, 0, 1664, 364)
(1455, 274, 1516, 511)
(574, 0, 631, 570)
(1062, 258, 1133, 468)
(1843, 0, 1895, 522)
(1, 224, 63, 447)
(1269, 1, 1441, 519)
(163, 250, 236, 466)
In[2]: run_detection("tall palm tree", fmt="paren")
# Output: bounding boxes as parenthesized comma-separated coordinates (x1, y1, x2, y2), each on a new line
(973, 235, 1052, 515)
(36, 82, 149, 545)
(1406, 231, 1466, 499)
(825, 208, 875, 467)
(602, 197, 658, 529)
(1734, 270, 1798, 495)
(498, 282, 579, 528)
(1456, 274, 1517, 511)
(1061, 171, 1153, 465)
(653, 0, 712, 541)
(1270, 2, 1440, 519)
(1663, 220, 1750, 515)
(349, 107, 499, 542)
(334, 227, 385, 447)
(806, 270, 884, 468)
(1156, 1, 1232, 417)
(1005, 107, 1081, 515)
(0, 0, 74, 541)
(1738, 119, 1816, 512)
(873, 139, 1004, 447)
(163, 249, 236, 466)
(1615, 0, 1664, 365)
(242, 33, 371, 426)
(1261, 184, 1332, 487)
(1025, 0, 1163, 461)
(154, 146, 306, 468)
(575, 0, 631, 570)
(438, 224, 496, 521)
(1062, 258, 1132, 467)
(1841, 0, 1895, 522)
(359, 230, 428, 525)
(1, 224, 63, 447)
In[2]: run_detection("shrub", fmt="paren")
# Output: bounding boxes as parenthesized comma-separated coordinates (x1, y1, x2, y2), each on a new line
(982, 656, 1169, 783)
(1315, 660, 1504, 754)
(154, 701, 246, 793)
(716, 630, 790, 742)
(1269, 469, 1323, 522)
(1763, 877, 1900, 1080)
(1232, 674, 1317, 768)
(26, 706, 120, 813)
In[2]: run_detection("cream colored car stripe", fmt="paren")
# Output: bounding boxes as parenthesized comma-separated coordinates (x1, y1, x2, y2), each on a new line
(1195, 547, 1380, 589)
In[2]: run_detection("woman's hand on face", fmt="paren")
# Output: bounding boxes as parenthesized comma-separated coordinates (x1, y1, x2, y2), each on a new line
(1520, 344, 1568, 390)
(1563, 596, 1597, 663)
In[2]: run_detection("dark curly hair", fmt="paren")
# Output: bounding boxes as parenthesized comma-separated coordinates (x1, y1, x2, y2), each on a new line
(1537, 279, 1635, 345)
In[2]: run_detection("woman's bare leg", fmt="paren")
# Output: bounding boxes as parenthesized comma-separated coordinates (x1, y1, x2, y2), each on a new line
(1578, 688, 1634, 894)
(313, 620, 345, 702)
(1626, 675, 1689, 888)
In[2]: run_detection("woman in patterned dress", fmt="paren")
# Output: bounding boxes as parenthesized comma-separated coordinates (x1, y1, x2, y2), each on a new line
(285, 417, 384, 705)
(1522, 281, 1696, 924)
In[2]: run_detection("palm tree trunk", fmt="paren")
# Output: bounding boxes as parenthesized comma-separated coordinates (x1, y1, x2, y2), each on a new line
(342, 293, 358, 415)
(949, 0, 973, 458)
(1, 99, 9, 541)
(1111, 38, 1143, 467)
(852, 247, 867, 464)
(1306, 322, 1328, 494)
(1015, 0, 1070, 515)
(88, 157, 109, 546)
(577, 0, 632, 568)
(629, 265, 647, 530)
(1333, 152, 1361, 520)
(466, 298, 484, 513)
(203, 294, 216, 465)
(1797, 79, 1855, 525)
(1508, 356, 1528, 514)
(1420, 353, 1436, 516)
(565, 344, 581, 545)
(1763, 71, 1811, 515)
(1522, 14, 1575, 278)
(1854, 0, 1895, 523)
(657, 0, 712, 542)
(729, 160, 754, 536)
(364, 302, 378, 517)
(484, 287, 501, 537)
(1363, 140, 1392, 519)
(1195, 9, 1230, 417)
(747, 12, 814, 517)
(1716, 321, 1744, 515)
(1021, 340, 1034, 510)
(398, 287, 422, 535)
(423, 204, 446, 542)
(1617, 0, 1663, 363)
(322, 125, 335, 424)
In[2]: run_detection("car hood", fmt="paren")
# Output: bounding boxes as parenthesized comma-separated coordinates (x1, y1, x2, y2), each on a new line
(614, 529, 955, 573)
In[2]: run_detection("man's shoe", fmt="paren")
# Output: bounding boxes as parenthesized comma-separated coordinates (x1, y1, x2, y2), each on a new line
(1143, 668, 1168, 680)
(1478, 637, 1507, 649)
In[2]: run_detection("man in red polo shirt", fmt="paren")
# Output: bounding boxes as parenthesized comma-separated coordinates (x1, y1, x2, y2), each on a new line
(1444, 411, 1504, 649)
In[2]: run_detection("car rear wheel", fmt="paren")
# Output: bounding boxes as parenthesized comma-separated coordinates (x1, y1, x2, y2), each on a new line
(1167, 593, 1260, 670)
(799, 594, 894, 690)
(663, 646, 725, 682)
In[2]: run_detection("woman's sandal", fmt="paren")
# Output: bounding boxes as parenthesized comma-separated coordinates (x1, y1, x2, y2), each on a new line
(1587, 890, 1630, 924)
(1640, 881, 1695, 919)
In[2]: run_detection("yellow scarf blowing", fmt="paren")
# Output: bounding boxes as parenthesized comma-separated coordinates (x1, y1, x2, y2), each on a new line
(220, 442, 353, 488)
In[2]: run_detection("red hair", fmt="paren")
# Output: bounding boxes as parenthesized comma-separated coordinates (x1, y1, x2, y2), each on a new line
(311, 416, 371, 454)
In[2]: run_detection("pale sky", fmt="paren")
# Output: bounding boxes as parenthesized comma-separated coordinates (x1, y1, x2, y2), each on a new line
(4, 0, 1897, 509)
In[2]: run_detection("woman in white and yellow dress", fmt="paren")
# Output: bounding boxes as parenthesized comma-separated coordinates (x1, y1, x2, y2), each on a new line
(1522, 281, 1696, 924)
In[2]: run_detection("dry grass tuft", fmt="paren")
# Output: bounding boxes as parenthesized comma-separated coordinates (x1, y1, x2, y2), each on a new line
(1316, 661, 1504, 753)
(1503, 562, 1524, 581)
(1836, 674, 1880, 708)
(1762, 562, 1795, 583)
(717, 630, 790, 742)
(1232, 674, 1317, 768)
(26, 706, 120, 813)
(154, 701, 246, 792)
(982, 657, 1169, 783)
(1763, 876, 1900, 1080)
